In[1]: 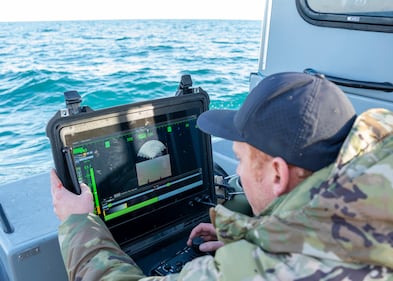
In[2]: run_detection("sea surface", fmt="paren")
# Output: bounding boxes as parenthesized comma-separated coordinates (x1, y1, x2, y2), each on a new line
(0, 19, 261, 185)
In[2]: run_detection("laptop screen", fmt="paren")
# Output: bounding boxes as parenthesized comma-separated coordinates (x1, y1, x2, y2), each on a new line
(59, 96, 214, 246)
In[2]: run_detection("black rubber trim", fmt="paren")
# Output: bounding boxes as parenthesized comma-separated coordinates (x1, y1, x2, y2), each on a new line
(296, 0, 393, 33)
(304, 68, 393, 92)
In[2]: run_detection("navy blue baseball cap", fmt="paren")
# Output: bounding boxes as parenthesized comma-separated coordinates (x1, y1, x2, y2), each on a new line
(197, 72, 356, 172)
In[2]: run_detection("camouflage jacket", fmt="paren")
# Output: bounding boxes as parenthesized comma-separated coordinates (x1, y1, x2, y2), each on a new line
(58, 108, 393, 280)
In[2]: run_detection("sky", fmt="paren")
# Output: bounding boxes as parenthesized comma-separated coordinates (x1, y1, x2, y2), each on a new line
(0, 0, 264, 22)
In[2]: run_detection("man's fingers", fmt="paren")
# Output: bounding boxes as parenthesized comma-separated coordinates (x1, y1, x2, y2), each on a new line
(50, 169, 63, 196)
(187, 223, 217, 246)
(80, 183, 88, 194)
(50, 170, 95, 221)
(80, 184, 93, 202)
(200, 241, 224, 252)
(50, 169, 63, 187)
(189, 223, 215, 237)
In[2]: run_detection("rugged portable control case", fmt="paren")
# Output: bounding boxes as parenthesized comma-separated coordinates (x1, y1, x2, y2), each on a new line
(46, 75, 209, 195)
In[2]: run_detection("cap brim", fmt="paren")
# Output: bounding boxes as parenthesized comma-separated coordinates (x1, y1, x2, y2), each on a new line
(197, 109, 245, 142)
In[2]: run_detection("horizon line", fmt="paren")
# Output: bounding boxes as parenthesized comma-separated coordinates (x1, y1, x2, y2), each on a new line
(0, 17, 262, 24)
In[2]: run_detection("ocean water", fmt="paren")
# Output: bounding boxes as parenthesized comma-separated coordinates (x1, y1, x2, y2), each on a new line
(0, 19, 261, 185)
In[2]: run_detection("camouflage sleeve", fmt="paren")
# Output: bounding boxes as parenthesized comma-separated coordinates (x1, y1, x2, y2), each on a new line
(58, 213, 221, 281)
(58, 213, 147, 281)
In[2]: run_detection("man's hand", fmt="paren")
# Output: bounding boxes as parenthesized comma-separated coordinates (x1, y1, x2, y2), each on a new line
(187, 223, 224, 252)
(50, 169, 94, 222)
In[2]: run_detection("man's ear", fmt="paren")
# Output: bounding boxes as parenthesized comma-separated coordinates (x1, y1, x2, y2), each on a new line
(271, 157, 290, 197)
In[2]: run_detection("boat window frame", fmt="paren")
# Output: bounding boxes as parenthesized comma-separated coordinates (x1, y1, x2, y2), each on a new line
(296, 0, 393, 33)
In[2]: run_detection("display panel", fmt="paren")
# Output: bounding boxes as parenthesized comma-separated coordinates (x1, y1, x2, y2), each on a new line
(59, 104, 210, 229)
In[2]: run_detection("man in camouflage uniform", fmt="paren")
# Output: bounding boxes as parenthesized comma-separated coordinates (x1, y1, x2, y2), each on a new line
(51, 72, 393, 280)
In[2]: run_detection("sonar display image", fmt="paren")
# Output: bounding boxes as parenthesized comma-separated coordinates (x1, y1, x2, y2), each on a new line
(136, 140, 172, 186)
(69, 112, 204, 222)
